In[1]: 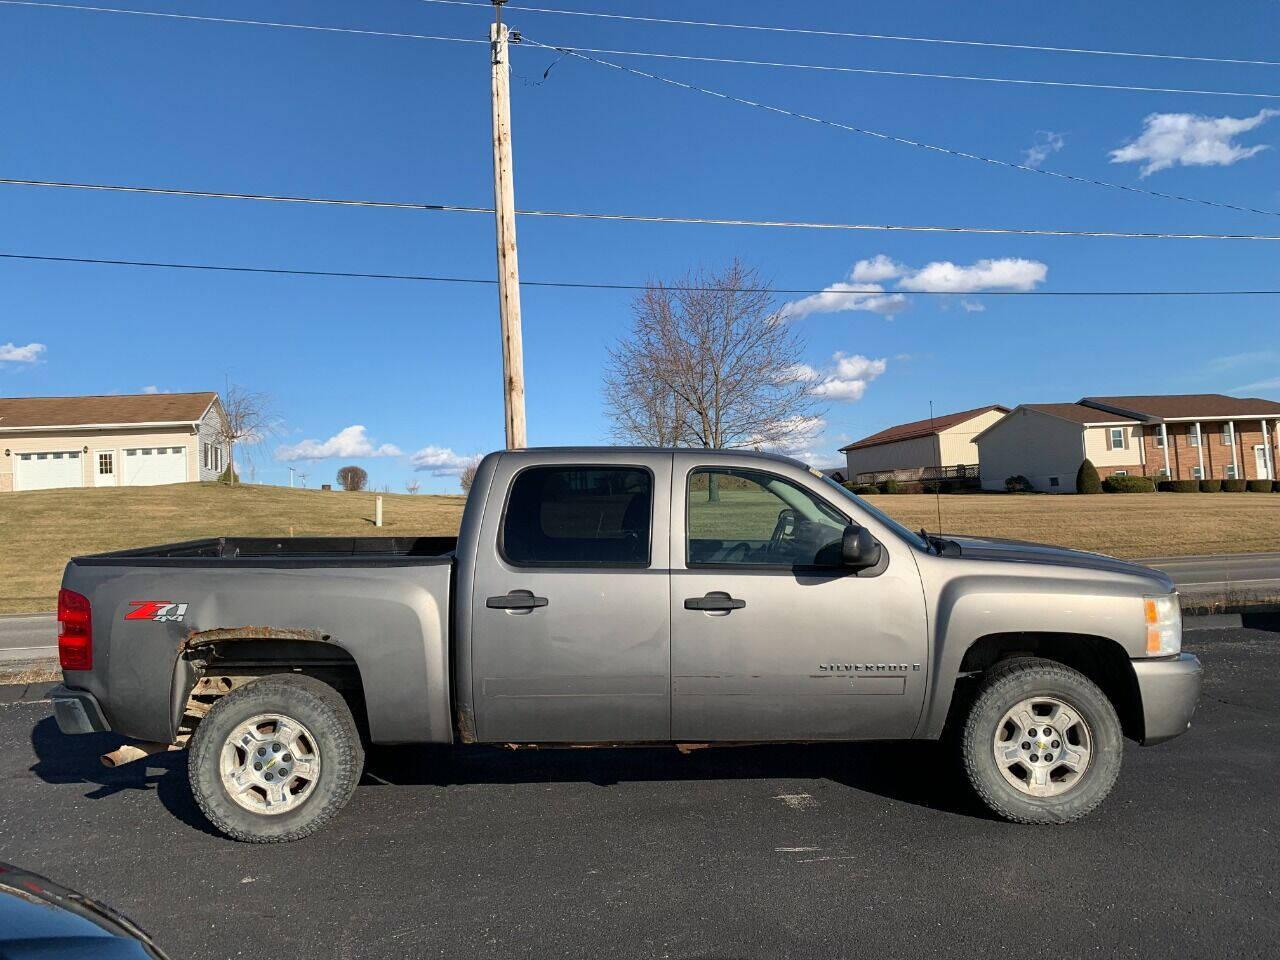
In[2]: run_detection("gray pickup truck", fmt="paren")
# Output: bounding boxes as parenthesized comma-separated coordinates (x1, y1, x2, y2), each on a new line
(50, 447, 1201, 842)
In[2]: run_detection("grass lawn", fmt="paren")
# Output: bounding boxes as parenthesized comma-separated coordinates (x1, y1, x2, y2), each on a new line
(0, 483, 465, 614)
(1, 483, 1276, 614)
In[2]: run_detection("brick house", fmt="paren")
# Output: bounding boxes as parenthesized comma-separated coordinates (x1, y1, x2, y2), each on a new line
(974, 394, 1280, 492)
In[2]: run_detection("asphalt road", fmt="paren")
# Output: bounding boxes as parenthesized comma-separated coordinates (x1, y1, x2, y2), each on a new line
(1, 628, 1276, 960)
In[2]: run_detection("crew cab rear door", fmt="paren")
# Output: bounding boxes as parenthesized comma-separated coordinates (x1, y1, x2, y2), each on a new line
(469, 452, 672, 742)
(670, 453, 929, 742)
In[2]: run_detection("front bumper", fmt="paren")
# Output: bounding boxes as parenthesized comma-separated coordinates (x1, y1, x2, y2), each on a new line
(49, 684, 111, 735)
(1132, 653, 1202, 745)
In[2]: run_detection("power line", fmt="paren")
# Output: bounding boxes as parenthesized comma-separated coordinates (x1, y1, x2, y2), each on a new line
(6, 177, 1280, 241)
(548, 44, 1280, 100)
(417, 0, 1280, 68)
(5, 252, 1280, 297)
(522, 38, 1280, 220)
(7, 1, 1273, 100)
(0, 1, 489, 44)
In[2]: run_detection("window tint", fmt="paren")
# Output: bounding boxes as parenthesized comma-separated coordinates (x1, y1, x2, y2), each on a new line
(502, 466, 652, 566)
(687, 468, 847, 568)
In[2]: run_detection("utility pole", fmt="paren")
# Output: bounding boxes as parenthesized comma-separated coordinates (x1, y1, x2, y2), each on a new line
(490, 0, 527, 449)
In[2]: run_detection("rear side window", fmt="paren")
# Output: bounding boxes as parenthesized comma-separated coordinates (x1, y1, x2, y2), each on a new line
(502, 466, 652, 567)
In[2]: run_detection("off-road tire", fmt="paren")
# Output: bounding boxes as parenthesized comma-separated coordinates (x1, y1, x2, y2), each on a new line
(961, 657, 1122, 824)
(188, 674, 364, 842)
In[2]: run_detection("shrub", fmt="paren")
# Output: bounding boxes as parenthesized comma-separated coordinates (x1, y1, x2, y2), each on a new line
(1274, 481, 1280, 493)
(1198, 479, 1222, 493)
(1222, 479, 1247, 493)
(217, 463, 238, 484)
(1157, 479, 1200, 493)
(877, 478, 900, 494)
(1004, 475, 1033, 493)
(1247, 479, 1273, 493)
(844, 482, 879, 495)
(1076, 459, 1102, 494)
(1102, 475, 1154, 493)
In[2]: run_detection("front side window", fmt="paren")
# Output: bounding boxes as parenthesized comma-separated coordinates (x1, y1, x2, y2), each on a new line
(1109, 427, 1125, 448)
(1192, 466, 1203, 479)
(1188, 425, 1200, 447)
(1227, 464, 1237, 479)
(687, 468, 847, 568)
(1114, 470, 1128, 477)
(1154, 431, 1165, 448)
(97, 452, 113, 475)
(502, 466, 652, 567)
(1222, 424, 1234, 446)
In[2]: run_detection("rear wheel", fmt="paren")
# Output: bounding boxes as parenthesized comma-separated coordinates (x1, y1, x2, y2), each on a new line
(961, 657, 1122, 824)
(188, 674, 364, 842)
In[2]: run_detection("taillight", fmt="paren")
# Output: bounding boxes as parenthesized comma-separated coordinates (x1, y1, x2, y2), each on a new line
(57, 588, 92, 671)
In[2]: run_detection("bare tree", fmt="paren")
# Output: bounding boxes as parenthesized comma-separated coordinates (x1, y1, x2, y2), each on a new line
(603, 260, 820, 451)
(213, 384, 279, 484)
(405, 479, 421, 495)
(459, 457, 482, 493)
(337, 465, 368, 492)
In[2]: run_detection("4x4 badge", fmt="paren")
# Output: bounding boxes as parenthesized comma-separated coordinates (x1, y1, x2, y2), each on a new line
(125, 601, 189, 623)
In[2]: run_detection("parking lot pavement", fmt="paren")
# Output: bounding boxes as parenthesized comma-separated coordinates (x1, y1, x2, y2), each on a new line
(1, 629, 1276, 960)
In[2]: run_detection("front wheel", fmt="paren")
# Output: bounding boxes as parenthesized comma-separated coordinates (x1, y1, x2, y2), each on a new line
(961, 657, 1122, 824)
(188, 674, 364, 842)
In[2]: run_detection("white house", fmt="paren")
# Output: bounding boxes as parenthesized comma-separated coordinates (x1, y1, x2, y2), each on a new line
(0, 392, 231, 492)
(840, 404, 1009, 484)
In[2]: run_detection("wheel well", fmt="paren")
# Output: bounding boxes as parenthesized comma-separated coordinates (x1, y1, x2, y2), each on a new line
(957, 632, 1143, 741)
(177, 638, 370, 741)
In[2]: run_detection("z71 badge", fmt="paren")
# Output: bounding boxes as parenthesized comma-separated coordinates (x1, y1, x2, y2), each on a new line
(125, 601, 189, 623)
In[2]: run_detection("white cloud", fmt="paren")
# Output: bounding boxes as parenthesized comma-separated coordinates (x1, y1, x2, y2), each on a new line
(410, 445, 480, 476)
(275, 425, 402, 461)
(1024, 130, 1065, 169)
(0, 342, 45, 363)
(140, 385, 166, 394)
(783, 256, 1046, 319)
(1232, 377, 1280, 393)
(1208, 350, 1279, 372)
(805, 353, 888, 402)
(897, 257, 1047, 293)
(1110, 109, 1278, 177)
(850, 254, 905, 283)
(960, 299, 986, 313)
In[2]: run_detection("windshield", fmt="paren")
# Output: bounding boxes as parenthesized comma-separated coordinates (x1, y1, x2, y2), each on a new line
(819, 475, 930, 551)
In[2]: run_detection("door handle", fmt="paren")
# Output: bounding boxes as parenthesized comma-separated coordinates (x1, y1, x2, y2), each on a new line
(684, 593, 746, 612)
(487, 590, 549, 611)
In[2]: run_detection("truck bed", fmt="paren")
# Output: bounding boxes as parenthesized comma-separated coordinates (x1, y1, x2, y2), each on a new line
(75, 536, 458, 565)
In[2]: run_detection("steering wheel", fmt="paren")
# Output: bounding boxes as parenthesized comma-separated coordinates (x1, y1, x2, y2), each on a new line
(722, 541, 754, 564)
(768, 508, 798, 555)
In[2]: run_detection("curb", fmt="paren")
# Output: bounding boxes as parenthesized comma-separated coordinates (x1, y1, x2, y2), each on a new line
(1184, 613, 1243, 631)
(0, 681, 58, 704)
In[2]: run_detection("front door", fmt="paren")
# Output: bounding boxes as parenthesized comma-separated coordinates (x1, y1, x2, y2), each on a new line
(670, 456, 929, 742)
(469, 454, 672, 743)
(93, 450, 116, 487)
(1255, 445, 1270, 480)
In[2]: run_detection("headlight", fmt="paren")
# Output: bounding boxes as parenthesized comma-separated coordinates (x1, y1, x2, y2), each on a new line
(1144, 594, 1182, 656)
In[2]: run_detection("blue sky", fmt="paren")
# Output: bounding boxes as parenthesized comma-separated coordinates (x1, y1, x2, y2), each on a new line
(2, 0, 1279, 491)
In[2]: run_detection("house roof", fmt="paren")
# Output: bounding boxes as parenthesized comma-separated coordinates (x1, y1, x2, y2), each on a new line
(0, 392, 218, 430)
(1081, 393, 1280, 421)
(839, 404, 1009, 452)
(1023, 402, 1138, 425)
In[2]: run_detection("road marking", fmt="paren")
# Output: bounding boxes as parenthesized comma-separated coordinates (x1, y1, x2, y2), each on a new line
(773, 792, 819, 810)
(775, 846, 820, 852)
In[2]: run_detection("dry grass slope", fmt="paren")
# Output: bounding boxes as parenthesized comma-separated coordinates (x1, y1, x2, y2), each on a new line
(1, 484, 1276, 614)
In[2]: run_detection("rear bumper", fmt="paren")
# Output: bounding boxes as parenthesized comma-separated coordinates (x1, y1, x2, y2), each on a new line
(1132, 653, 1201, 745)
(50, 684, 111, 735)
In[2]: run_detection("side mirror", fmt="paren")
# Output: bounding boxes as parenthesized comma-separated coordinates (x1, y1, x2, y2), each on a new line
(842, 524, 882, 570)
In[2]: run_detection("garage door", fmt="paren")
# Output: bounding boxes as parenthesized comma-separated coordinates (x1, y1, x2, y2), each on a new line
(13, 451, 83, 491)
(122, 446, 187, 486)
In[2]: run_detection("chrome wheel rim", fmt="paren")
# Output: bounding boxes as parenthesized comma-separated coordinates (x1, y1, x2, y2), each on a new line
(219, 713, 321, 815)
(993, 696, 1092, 798)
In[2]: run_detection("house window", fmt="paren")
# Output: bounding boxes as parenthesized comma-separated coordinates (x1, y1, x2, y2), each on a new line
(1109, 427, 1125, 448)
(1222, 424, 1234, 446)
(1157, 467, 1170, 478)
(1049, 476, 1060, 488)
(1188, 425, 1200, 447)
(1192, 466, 1203, 480)
(1114, 470, 1128, 477)
(1153, 431, 1165, 448)
(1226, 464, 1237, 479)
(97, 453, 114, 476)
